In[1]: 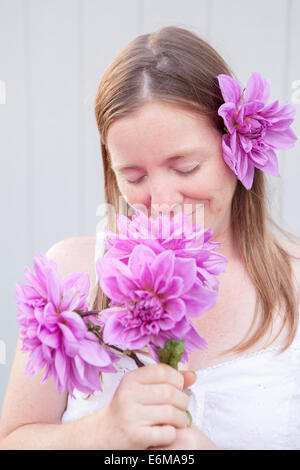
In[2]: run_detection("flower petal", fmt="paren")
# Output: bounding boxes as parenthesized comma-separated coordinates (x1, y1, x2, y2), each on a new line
(264, 127, 298, 150)
(172, 257, 197, 294)
(140, 262, 154, 290)
(244, 72, 271, 104)
(54, 348, 67, 388)
(183, 281, 218, 316)
(37, 326, 60, 349)
(78, 338, 115, 367)
(128, 244, 156, 279)
(217, 74, 243, 105)
(96, 257, 139, 302)
(60, 310, 87, 340)
(164, 276, 184, 299)
(58, 323, 80, 357)
(102, 309, 127, 345)
(23, 267, 47, 298)
(164, 297, 186, 321)
(151, 250, 175, 294)
(46, 266, 62, 310)
(218, 102, 237, 134)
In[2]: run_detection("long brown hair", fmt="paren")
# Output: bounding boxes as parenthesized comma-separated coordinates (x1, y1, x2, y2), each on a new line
(92, 25, 300, 356)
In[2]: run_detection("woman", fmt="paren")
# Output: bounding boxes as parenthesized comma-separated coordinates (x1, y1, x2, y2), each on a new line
(1, 26, 299, 450)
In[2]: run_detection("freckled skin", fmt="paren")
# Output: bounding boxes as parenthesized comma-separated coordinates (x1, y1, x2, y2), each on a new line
(107, 100, 238, 256)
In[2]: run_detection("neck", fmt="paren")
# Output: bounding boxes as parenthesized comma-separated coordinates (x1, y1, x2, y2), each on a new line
(210, 224, 240, 263)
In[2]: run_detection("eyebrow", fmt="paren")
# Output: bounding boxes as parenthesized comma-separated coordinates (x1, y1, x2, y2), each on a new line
(112, 146, 204, 171)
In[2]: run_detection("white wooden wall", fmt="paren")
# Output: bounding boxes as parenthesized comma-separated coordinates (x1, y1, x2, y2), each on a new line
(0, 0, 299, 412)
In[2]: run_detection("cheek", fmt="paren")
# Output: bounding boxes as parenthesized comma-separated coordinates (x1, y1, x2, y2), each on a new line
(190, 162, 236, 217)
(182, 168, 217, 201)
(116, 178, 147, 208)
(206, 175, 237, 220)
(204, 154, 237, 195)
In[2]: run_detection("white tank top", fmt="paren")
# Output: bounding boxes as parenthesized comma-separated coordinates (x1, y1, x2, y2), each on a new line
(61, 223, 300, 450)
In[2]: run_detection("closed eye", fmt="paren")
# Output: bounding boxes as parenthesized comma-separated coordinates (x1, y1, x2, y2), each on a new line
(174, 165, 200, 176)
(126, 165, 200, 185)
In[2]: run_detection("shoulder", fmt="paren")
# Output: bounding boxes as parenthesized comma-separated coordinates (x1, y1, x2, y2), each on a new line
(46, 235, 97, 298)
(46, 235, 96, 269)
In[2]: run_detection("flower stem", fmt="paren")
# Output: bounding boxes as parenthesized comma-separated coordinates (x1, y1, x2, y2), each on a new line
(76, 309, 102, 317)
(107, 343, 145, 368)
(88, 326, 145, 369)
(78, 309, 146, 368)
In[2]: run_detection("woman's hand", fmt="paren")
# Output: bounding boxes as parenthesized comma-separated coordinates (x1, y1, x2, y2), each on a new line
(97, 363, 196, 450)
(147, 424, 220, 450)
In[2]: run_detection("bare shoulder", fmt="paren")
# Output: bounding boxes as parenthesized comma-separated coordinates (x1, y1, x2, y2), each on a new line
(46, 235, 96, 273)
(46, 235, 97, 300)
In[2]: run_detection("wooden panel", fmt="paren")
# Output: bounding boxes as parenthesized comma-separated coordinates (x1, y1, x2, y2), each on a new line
(0, 0, 32, 412)
(142, 0, 209, 37)
(81, 0, 139, 236)
(28, 0, 82, 249)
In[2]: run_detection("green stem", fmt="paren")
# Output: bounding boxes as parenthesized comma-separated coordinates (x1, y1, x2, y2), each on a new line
(75, 309, 102, 317)
(89, 326, 145, 369)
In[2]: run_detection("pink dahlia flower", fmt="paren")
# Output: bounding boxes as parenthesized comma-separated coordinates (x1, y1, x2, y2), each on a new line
(217, 72, 297, 190)
(97, 245, 209, 363)
(96, 211, 228, 363)
(104, 210, 228, 292)
(15, 253, 118, 398)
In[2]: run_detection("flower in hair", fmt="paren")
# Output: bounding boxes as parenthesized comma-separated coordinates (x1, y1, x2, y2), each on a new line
(217, 72, 297, 190)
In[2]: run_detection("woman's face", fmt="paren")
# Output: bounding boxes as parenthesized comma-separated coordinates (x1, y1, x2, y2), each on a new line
(106, 100, 237, 239)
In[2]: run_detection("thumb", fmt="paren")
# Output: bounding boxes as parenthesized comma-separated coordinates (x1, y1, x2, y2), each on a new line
(181, 370, 197, 389)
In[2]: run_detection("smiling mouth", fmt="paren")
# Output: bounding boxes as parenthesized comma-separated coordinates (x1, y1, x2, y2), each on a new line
(150, 201, 207, 218)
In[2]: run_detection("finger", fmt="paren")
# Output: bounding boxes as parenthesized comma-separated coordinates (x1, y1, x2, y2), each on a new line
(137, 383, 189, 410)
(141, 425, 176, 449)
(147, 444, 172, 450)
(181, 370, 197, 389)
(140, 404, 190, 429)
(133, 363, 185, 391)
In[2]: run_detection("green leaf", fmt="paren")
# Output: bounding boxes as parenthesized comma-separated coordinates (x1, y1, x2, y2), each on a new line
(157, 339, 185, 370)
(86, 320, 94, 332)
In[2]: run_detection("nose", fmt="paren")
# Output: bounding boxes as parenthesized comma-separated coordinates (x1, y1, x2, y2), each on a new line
(148, 178, 183, 218)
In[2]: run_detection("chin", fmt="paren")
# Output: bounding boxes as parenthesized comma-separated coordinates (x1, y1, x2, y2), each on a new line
(191, 201, 209, 229)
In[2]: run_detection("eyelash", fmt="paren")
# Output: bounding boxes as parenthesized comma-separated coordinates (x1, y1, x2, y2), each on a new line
(126, 165, 200, 185)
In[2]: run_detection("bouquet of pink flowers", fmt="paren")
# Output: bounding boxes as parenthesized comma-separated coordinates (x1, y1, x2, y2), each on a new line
(97, 210, 227, 366)
(15, 210, 227, 424)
